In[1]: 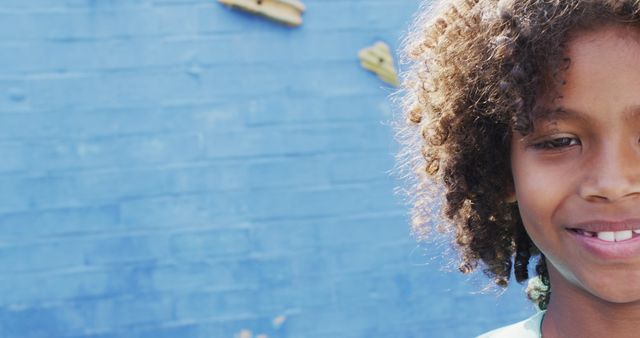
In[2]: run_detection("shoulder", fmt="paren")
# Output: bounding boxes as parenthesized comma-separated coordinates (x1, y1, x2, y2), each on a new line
(475, 311, 545, 338)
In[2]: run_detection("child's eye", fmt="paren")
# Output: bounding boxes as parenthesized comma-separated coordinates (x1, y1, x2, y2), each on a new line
(532, 136, 580, 150)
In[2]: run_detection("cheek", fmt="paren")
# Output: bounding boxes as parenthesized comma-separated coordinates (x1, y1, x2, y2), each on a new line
(511, 149, 574, 213)
(514, 164, 573, 218)
(512, 168, 578, 267)
(511, 154, 570, 243)
(513, 166, 552, 218)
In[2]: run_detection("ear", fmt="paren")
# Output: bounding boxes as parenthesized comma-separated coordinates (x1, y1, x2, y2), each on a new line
(504, 184, 517, 203)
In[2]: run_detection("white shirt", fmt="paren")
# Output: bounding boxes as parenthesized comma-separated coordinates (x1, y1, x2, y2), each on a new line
(476, 311, 545, 338)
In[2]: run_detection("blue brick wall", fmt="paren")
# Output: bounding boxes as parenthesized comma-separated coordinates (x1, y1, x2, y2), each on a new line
(0, 1, 535, 337)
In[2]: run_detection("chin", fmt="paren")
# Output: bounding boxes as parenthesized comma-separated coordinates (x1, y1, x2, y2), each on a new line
(576, 271, 640, 305)
(590, 287, 640, 305)
(549, 260, 640, 306)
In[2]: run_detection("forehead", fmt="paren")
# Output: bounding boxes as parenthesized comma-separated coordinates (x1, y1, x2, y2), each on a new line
(565, 24, 640, 63)
(534, 24, 640, 124)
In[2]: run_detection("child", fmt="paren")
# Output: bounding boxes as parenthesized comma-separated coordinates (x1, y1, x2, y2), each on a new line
(397, 0, 640, 337)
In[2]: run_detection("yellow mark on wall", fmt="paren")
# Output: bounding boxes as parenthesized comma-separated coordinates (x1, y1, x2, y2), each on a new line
(273, 314, 287, 328)
(218, 0, 306, 27)
(235, 329, 253, 338)
(234, 329, 269, 338)
(358, 41, 399, 87)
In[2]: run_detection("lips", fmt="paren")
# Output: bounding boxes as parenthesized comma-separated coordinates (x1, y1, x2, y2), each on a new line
(567, 219, 640, 260)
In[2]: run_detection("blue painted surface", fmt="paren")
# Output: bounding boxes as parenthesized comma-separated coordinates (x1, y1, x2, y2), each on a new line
(0, 1, 535, 337)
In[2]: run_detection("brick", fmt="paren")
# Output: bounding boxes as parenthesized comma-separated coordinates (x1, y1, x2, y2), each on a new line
(83, 234, 171, 265)
(0, 105, 241, 141)
(174, 289, 256, 321)
(37, 132, 202, 169)
(0, 177, 32, 214)
(204, 122, 392, 159)
(0, 38, 189, 74)
(0, 142, 27, 173)
(118, 192, 249, 229)
(0, 266, 137, 306)
(244, 181, 399, 220)
(149, 261, 247, 291)
(248, 219, 319, 255)
(327, 151, 396, 183)
(0, 78, 29, 112)
(26, 70, 204, 110)
(246, 155, 331, 189)
(0, 305, 71, 338)
(0, 8, 162, 41)
(198, 4, 280, 34)
(0, 239, 86, 273)
(0, 205, 119, 240)
(169, 228, 252, 259)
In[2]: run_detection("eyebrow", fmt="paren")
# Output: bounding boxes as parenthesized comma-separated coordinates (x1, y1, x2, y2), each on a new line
(545, 105, 640, 123)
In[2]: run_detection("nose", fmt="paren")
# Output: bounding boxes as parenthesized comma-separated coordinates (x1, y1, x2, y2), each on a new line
(579, 140, 640, 202)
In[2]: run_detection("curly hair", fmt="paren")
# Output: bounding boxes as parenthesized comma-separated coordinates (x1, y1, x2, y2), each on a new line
(396, 0, 640, 310)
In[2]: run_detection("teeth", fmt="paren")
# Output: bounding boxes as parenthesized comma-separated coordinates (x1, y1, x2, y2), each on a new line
(580, 230, 594, 237)
(591, 230, 636, 242)
(615, 230, 633, 241)
(597, 231, 615, 242)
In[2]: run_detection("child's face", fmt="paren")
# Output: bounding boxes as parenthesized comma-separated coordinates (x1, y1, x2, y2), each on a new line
(511, 25, 640, 305)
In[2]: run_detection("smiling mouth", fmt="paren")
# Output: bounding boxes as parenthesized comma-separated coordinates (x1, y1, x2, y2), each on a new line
(569, 228, 640, 242)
